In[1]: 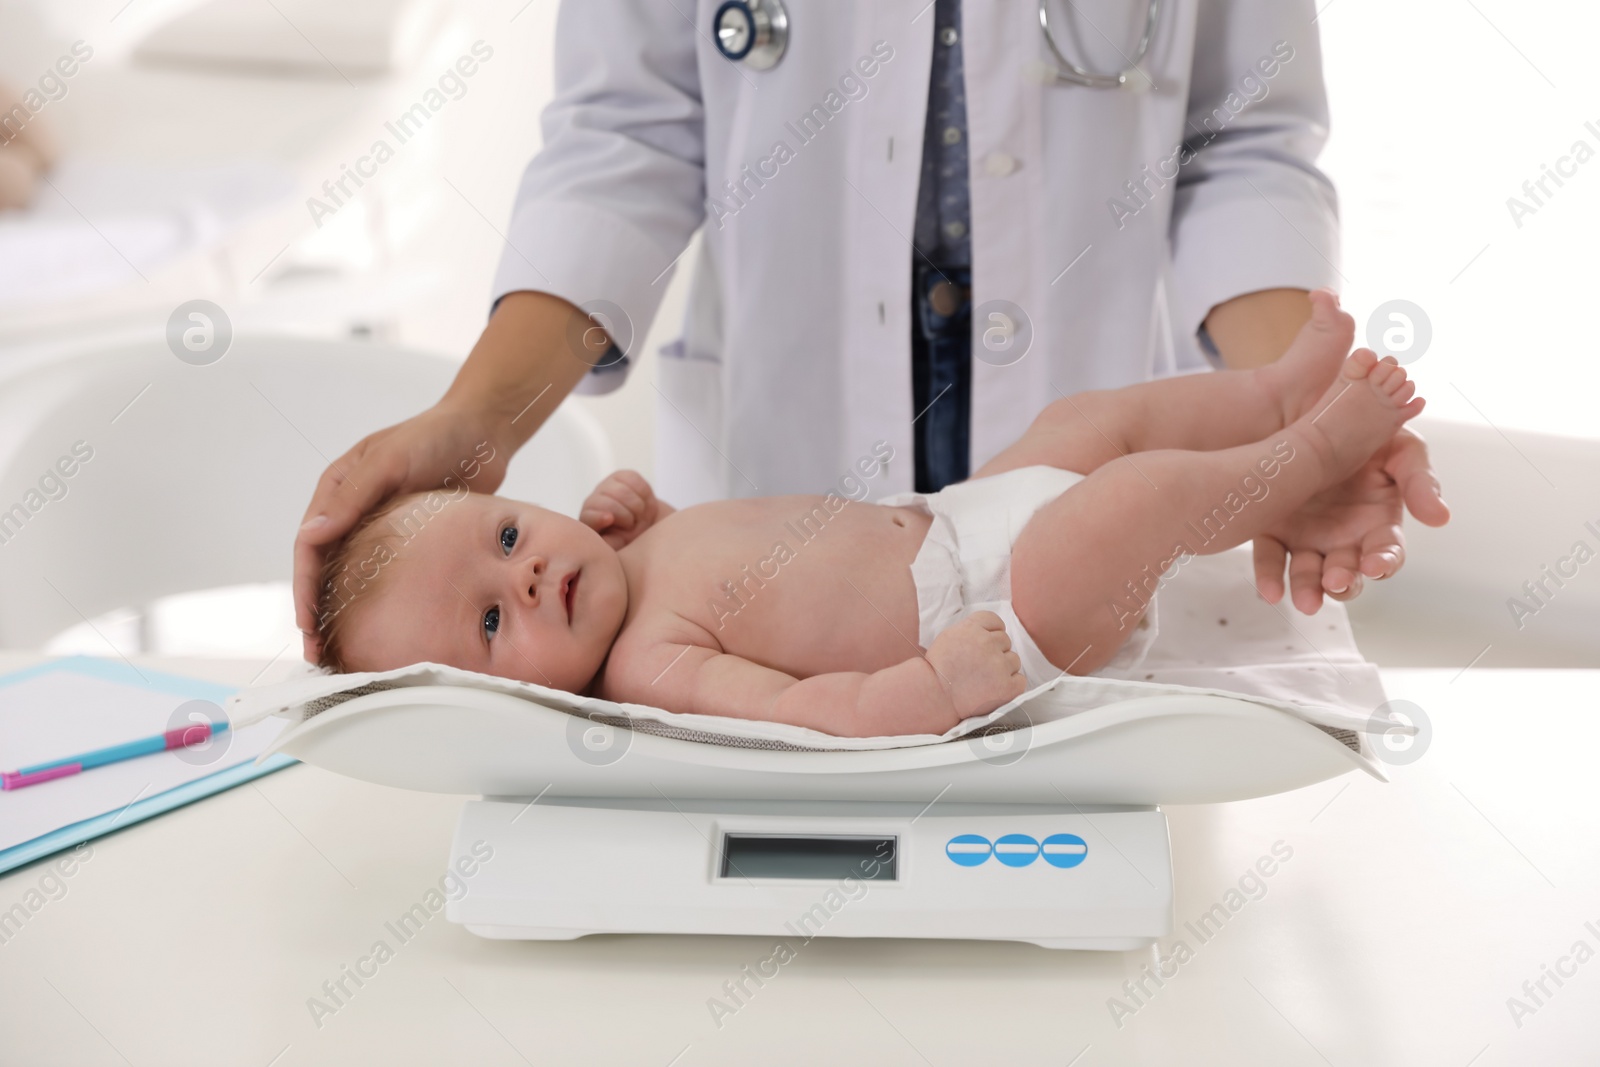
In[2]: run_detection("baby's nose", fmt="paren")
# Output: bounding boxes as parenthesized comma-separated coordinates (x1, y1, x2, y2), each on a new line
(518, 555, 547, 603)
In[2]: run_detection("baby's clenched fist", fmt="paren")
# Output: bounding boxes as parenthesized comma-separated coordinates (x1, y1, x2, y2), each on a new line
(925, 611, 1028, 719)
(580, 470, 666, 549)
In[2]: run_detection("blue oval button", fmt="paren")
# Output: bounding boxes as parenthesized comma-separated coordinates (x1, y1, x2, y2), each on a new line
(994, 834, 1040, 867)
(1041, 833, 1088, 868)
(945, 834, 992, 866)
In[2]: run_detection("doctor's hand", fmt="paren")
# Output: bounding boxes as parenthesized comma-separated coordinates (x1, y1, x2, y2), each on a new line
(294, 403, 514, 662)
(1253, 426, 1450, 614)
(293, 291, 605, 662)
(580, 470, 673, 549)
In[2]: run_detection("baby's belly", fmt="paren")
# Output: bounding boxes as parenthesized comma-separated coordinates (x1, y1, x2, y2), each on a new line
(672, 499, 932, 679)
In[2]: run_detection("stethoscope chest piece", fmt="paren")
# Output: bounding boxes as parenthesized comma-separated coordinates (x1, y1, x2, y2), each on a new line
(714, 0, 788, 70)
(1037, 0, 1161, 90)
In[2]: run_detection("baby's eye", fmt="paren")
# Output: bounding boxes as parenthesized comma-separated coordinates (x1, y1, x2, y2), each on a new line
(500, 525, 518, 555)
(483, 605, 501, 640)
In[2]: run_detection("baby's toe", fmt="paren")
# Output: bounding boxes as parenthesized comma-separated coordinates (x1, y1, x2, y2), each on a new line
(1343, 349, 1378, 380)
(1388, 365, 1414, 396)
(1368, 360, 1408, 394)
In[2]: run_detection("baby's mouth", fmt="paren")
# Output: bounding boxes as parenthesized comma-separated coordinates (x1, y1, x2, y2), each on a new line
(561, 569, 579, 622)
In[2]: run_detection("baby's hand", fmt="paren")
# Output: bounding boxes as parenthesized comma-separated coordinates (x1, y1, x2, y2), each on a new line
(581, 470, 669, 549)
(925, 611, 1028, 720)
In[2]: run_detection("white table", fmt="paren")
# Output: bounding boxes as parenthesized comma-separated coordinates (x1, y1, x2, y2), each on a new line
(1, 656, 1596, 1066)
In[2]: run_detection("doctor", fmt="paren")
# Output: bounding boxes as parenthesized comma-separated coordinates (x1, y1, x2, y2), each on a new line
(294, 0, 1447, 660)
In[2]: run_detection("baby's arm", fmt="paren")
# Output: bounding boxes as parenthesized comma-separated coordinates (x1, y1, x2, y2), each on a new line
(611, 613, 1027, 737)
(580, 470, 675, 549)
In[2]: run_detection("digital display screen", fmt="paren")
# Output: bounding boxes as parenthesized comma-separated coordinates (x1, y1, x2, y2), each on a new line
(719, 834, 898, 881)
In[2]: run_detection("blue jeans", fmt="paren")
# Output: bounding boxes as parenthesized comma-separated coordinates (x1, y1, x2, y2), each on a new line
(911, 264, 972, 493)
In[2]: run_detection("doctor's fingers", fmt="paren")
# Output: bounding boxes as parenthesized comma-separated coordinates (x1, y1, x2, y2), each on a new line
(293, 435, 410, 648)
(1287, 547, 1328, 615)
(1387, 428, 1451, 528)
(294, 538, 327, 661)
(1252, 536, 1288, 604)
(1325, 574, 1365, 604)
(293, 437, 374, 654)
(1320, 545, 1365, 602)
(1358, 522, 1406, 581)
(299, 435, 413, 549)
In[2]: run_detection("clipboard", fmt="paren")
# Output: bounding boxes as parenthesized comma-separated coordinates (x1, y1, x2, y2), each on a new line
(0, 656, 294, 876)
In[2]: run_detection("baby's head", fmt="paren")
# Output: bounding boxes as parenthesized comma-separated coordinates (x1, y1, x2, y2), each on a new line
(315, 488, 628, 692)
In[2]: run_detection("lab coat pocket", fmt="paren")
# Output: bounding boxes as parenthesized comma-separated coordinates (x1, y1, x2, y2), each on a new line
(653, 338, 728, 506)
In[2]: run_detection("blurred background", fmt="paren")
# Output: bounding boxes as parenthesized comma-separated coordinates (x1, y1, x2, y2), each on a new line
(1, 0, 1596, 668)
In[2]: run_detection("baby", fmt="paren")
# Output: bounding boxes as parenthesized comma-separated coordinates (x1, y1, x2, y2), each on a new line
(312, 293, 1422, 737)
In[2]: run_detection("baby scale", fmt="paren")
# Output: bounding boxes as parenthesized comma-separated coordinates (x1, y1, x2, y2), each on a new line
(265, 683, 1378, 950)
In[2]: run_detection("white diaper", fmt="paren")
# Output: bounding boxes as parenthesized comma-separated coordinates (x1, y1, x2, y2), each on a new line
(877, 464, 1159, 686)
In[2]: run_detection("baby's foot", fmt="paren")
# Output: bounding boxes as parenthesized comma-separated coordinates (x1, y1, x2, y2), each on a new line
(1294, 350, 1425, 482)
(1254, 289, 1354, 427)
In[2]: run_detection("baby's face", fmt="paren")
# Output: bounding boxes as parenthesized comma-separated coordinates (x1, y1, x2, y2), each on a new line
(340, 493, 627, 692)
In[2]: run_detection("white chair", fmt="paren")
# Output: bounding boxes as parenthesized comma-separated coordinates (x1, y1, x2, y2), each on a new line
(0, 336, 611, 649)
(1342, 418, 1600, 667)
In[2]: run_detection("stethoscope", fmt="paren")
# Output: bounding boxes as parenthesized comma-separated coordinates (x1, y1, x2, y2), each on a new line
(712, 0, 788, 71)
(713, 0, 1161, 90)
(1037, 0, 1161, 89)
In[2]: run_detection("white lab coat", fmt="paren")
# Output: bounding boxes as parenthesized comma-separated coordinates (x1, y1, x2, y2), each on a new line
(491, 0, 1339, 506)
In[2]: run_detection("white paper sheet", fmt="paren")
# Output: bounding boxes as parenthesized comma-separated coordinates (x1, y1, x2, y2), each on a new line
(0, 660, 286, 853)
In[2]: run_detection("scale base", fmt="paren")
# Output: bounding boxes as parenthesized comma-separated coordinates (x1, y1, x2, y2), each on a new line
(446, 797, 1174, 951)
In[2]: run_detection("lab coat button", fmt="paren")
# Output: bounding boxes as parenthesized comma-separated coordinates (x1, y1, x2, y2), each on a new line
(929, 280, 963, 315)
(984, 152, 1018, 178)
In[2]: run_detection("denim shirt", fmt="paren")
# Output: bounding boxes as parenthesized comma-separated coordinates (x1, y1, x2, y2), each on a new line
(911, 0, 972, 268)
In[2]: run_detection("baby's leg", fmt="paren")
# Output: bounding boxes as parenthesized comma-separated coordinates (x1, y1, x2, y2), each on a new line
(1012, 352, 1423, 676)
(975, 291, 1353, 480)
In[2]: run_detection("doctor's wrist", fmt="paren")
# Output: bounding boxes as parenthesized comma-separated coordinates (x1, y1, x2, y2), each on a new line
(443, 290, 594, 450)
(1203, 288, 1313, 370)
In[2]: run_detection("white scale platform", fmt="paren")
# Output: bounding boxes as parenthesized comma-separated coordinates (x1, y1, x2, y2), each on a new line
(245, 671, 1382, 953)
(449, 798, 1173, 950)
